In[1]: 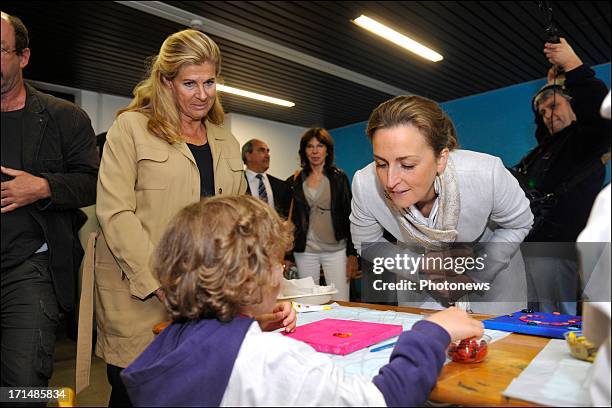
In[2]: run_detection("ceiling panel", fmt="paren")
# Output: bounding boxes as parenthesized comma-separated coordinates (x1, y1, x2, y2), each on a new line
(3, 1, 610, 128)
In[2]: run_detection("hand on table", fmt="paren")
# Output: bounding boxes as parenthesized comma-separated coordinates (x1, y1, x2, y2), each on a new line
(421, 246, 475, 305)
(256, 301, 297, 333)
(155, 288, 166, 303)
(425, 306, 484, 342)
(283, 260, 295, 273)
(346, 255, 360, 282)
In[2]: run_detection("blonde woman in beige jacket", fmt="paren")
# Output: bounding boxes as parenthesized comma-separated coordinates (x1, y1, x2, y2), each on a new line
(94, 29, 246, 406)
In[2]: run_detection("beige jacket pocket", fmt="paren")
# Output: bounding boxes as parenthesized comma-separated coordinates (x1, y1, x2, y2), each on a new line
(94, 234, 136, 338)
(135, 145, 169, 190)
(95, 284, 135, 338)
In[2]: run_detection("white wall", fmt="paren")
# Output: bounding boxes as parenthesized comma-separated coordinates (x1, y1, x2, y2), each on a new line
(80, 91, 132, 134)
(28, 80, 132, 135)
(227, 112, 307, 180)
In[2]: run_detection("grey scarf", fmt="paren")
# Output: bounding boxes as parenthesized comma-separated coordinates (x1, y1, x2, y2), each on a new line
(385, 157, 461, 251)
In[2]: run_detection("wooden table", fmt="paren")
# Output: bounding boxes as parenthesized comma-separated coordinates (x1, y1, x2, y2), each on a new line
(336, 301, 549, 407)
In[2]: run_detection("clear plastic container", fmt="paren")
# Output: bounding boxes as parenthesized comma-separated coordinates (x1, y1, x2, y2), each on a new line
(447, 334, 491, 363)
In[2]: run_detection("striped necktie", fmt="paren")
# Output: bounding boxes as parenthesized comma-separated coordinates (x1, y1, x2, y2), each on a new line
(256, 174, 268, 203)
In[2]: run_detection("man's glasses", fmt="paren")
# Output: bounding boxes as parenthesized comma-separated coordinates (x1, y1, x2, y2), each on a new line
(0, 48, 19, 56)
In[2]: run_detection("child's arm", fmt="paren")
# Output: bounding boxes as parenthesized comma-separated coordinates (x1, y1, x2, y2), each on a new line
(224, 307, 482, 407)
(255, 301, 297, 332)
(223, 323, 387, 406)
(373, 307, 483, 406)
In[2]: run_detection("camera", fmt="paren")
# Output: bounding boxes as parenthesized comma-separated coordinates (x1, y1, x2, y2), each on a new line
(538, 1, 561, 44)
(545, 25, 560, 44)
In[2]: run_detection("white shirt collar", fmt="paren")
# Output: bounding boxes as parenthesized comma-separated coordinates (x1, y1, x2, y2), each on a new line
(407, 176, 441, 228)
(245, 168, 267, 182)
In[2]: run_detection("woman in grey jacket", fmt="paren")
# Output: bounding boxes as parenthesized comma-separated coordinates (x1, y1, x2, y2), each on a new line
(350, 95, 534, 314)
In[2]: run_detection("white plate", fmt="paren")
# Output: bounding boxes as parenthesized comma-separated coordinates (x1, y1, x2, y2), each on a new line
(277, 290, 338, 305)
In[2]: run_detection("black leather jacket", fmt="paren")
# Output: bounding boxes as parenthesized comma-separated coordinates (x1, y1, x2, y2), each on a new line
(286, 166, 357, 256)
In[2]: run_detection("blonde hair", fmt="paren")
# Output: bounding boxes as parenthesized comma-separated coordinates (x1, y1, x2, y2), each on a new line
(118, 29, 225, 144)
(366, 95, 459, 154)
(154, 195, 294, 322)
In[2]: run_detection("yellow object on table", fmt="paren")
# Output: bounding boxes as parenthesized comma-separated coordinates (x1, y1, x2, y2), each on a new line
(564, 331, 598, 362)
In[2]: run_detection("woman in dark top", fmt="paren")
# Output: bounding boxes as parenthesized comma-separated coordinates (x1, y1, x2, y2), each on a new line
(286, 128, 358, 301)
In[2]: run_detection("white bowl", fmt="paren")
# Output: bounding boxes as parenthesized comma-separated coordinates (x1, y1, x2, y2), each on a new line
(277, 290, 338, 305)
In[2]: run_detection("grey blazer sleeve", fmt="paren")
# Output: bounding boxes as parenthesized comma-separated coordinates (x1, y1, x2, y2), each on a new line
(489, 157, 534, 242)
(349, 168, 385, 255)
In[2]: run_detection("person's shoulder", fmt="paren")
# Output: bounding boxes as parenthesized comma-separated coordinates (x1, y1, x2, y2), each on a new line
(107, 111, 158, 145)
(267, 173, 284, 184)
(451, 149, 497, 161)
(285, 169, 302, 183)
(351, 162, 382, 199)
(116, 110, 148, 125)
(27, 84, 84, 116)
(564, 64, 596, 83)
(451, 149, 502, 170)
(327, 166, 348, 178)
(353, 161, 377, 180)
(110, 111, 151, 136)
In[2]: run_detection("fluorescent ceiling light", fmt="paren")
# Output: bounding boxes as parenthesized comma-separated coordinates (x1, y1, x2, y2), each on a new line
(217, 84, 295, 107)
(353, 15, 443, 62)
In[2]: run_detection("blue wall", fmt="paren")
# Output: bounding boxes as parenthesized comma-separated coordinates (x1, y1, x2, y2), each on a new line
(331, 63, 611, 184)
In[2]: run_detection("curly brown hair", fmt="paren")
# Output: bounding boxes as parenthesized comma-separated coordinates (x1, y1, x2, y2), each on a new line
(154, 195, 294, 322)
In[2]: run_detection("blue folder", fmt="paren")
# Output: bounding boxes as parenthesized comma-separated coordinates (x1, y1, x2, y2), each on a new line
(483, 311, 582, 339)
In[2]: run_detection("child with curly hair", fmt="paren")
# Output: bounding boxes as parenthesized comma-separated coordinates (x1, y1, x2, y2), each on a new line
(121, 195, 483, 406)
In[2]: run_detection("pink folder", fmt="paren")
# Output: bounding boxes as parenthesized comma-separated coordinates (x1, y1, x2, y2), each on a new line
(283, 318, 403, 355)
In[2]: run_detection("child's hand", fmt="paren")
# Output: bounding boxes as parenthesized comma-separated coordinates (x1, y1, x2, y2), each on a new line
(424, 307, 484, 342)
(255, 301, 297, 333)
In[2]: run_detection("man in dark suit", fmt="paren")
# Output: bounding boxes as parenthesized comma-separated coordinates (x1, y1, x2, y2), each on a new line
(242, 139, 289, 217)
(1, 12, 99, 388)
